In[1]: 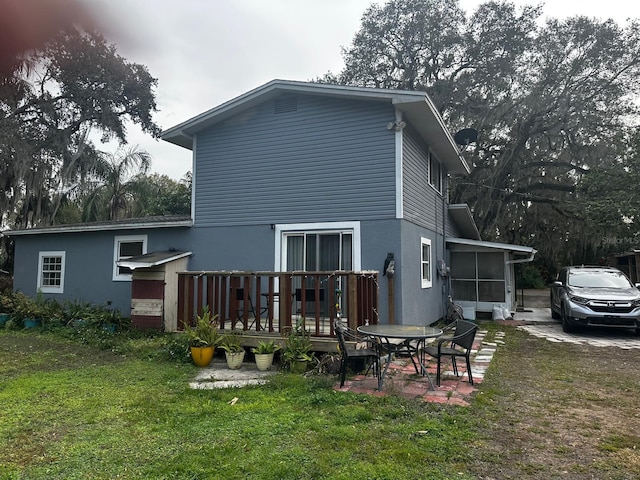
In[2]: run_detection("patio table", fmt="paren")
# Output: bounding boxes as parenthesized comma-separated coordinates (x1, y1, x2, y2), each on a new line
(357, 324, 443, 391)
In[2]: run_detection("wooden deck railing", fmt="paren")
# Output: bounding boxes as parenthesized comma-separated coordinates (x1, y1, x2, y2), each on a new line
(177, 271, 379, 337)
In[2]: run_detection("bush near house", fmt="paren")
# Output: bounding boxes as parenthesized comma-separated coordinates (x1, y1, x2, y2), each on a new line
(0, 292, 130, 330)
(516, 264, 546, 289)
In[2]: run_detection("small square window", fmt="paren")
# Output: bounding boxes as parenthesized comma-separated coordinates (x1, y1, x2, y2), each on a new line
(421, 237, 432, 289)
(113, 235, 147, 281)
(38, 251, 65, 293)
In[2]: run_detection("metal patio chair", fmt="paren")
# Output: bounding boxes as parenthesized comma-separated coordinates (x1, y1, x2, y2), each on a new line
(422, 319, 478, 386)
(334, 319, 380, 387)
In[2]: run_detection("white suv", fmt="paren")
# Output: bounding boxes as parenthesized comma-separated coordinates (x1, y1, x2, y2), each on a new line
(550, 266, 640, 334)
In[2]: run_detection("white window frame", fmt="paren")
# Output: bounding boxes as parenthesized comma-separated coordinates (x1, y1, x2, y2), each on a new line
(113, 235, 147, 281)
(421, 237, 432, 289)
(428, 150, 442, 194)
(274, 221, 361, 272)
(37, 251, 66, 293)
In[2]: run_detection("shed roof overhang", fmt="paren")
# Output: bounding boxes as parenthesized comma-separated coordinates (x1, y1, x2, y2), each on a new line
(117, 250, 192, 270)
(2, 216, 192, 236)
(161, 79, 470, 175)
(448, 204, 481, 240)
(446, 237, 537, 263)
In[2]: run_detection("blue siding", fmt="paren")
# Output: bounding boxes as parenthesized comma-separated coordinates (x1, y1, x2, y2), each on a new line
(403, 127, 447, 231)
(193, 95, 397, 226)
(10, 90, 461, 326)
(445, 211, 462, 237)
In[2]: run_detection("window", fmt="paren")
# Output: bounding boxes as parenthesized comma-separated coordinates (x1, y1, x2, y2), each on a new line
(275, 221, 361, 272)
(284, 232, 353, 272)
(450, 251, 505, 302)
(429, 152, 442, 193)
(38, 251, 65, 293)
(113, 235, 147, 281)
(421, 237, 432, 288)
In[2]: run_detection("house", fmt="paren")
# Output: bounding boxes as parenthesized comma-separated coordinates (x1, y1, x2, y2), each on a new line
(4, 80, 535, 332)
(607, 249, 640, 283)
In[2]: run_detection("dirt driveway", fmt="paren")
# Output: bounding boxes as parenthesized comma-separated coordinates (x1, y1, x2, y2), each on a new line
(470, 320, 640, 479)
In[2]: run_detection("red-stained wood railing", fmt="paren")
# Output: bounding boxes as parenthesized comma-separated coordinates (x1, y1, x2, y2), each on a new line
(177, 271, 379, 337)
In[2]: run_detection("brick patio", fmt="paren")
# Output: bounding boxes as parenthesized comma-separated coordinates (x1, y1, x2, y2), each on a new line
(333, 328, 504, 406)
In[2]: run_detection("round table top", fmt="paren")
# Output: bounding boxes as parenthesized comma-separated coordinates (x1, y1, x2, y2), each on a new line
(357, 324, 442, 339)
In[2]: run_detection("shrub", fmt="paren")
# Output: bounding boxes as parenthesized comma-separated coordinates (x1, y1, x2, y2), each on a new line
(516, 264, 546, 289)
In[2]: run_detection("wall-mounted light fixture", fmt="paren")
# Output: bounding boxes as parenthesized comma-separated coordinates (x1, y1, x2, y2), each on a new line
(386, 121, 406, 132)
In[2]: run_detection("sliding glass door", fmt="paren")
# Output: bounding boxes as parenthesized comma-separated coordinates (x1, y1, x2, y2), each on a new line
(283, 230, 353, 320)
(284, 232, 352, 272)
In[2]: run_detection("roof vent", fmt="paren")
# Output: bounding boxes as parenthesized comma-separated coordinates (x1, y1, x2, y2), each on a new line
(275, 96, 298, 114)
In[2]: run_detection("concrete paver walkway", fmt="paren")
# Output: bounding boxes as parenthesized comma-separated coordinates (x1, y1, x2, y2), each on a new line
(518, 322, 640, 349)
(190, 360, 277, 389)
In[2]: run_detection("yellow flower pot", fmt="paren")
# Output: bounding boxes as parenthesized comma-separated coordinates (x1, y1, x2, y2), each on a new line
(190, 346, 215, 367)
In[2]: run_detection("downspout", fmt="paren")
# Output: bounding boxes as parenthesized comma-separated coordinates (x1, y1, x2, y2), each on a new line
(506, 250, 537, 311)
(442, 176, 447, 321)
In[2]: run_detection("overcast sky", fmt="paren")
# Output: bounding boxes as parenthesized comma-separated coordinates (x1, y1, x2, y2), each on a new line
(82, 0, 640, 180)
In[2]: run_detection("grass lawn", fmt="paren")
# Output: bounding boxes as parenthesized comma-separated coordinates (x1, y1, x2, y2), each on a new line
(1, 324, 640, 479)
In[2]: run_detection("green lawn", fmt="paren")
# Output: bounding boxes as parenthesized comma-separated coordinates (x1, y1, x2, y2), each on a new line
(2, 324, 640, 479)
(0, 329, 476, 479)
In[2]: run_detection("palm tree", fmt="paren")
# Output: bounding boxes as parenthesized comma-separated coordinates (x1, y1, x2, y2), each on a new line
(82, 146, 152, 221)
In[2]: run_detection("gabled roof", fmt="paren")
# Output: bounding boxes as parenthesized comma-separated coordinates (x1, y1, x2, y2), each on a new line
(161, 79, 470, 174)
(2, 215, 192, 236)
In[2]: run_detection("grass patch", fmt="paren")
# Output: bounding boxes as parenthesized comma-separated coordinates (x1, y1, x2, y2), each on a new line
(2, 323, 640, 479)
(0, 329, 476, 479)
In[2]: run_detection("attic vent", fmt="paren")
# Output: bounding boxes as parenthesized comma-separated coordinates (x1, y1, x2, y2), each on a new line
(275, 96, 298, 114)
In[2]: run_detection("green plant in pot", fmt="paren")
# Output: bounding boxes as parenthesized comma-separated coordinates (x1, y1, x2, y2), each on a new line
(10, 291, 45, 328)
(0, 292, 14, 327)
(251, 340, 281, 371)
(183, 306, 220, 367)
(220, 330, 245, 369)
(283, 318, 315, 373)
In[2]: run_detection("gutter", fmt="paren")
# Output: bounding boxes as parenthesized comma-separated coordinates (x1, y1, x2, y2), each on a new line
(506, 250, 537, 265)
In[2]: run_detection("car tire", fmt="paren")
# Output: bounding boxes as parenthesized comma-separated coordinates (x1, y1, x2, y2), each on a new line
(561, 305, 576, 333)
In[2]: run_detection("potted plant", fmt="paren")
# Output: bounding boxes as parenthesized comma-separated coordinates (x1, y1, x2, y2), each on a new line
(251, 340, 281, 371)
(282, 319, 315, 373)
(10, 291, 44, 328)
(220, 330, 245, 369)
(0, 292, 14, 328)
(183, 306, 220, 367)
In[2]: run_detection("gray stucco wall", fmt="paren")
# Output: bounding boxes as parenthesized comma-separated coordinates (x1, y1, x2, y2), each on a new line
(398, 220, 448, 325)
(187, 225, 275, 271)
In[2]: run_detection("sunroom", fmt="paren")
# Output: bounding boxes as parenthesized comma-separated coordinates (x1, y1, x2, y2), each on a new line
(446, 238, 537, 319)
